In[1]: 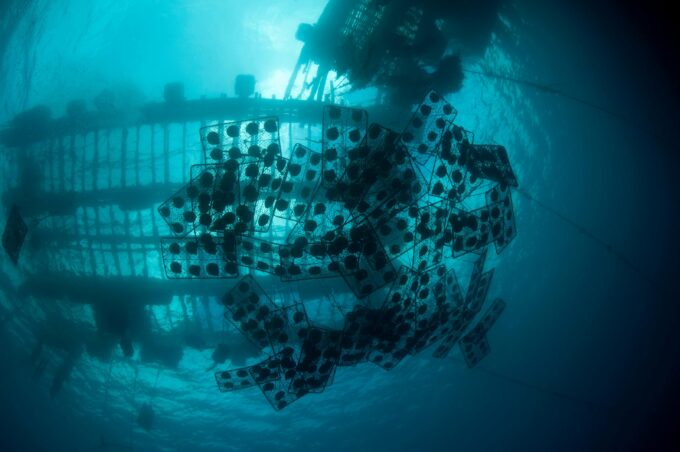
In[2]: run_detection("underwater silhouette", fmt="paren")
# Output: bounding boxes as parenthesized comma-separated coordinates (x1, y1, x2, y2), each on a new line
(136, 403, 154, 432)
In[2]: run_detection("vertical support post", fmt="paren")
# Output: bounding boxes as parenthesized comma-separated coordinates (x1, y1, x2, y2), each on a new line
(47, 138, 54, 192)
(316, 69, 328, 102)
(93, 130, 99, 192)
(163, 124, 170, 184)
(135, 126, 141, 187)
(106, 129, 112, 189)
(58, 135, 65, 192)
(120, 128, 128, 187)
(151, 124, 157, 184)
(288, 121, 293, 157)
(69, 133, 76, 192)
(181, 122, 187, 182)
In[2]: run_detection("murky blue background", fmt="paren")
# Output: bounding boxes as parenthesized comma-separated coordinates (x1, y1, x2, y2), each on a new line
(1, 1, 678, 451)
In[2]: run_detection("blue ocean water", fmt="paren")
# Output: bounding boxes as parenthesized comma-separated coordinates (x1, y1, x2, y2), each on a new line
(0, 1, 678, 451)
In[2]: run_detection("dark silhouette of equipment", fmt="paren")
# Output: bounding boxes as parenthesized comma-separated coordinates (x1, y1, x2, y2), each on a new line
(285, 0, 500, 105)
(234, 74, 256, 98)
(136, 403, 154, 432)
(2, 204, 28, 264)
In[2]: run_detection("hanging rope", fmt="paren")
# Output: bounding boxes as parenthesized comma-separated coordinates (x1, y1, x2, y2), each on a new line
(462, 67, 667, 146)
(454, 357, 615, 414)
(127, 364, 139, 450)
(462, 68, 629, 120)
(95, 361, 136, 449)
(514, 187, 671, 296)
(102, 360, 114, 410)
(327, 291, 345, 317)
(150, 367, 162, 402)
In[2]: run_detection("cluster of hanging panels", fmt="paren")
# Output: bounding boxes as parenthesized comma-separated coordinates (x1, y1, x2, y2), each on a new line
(155, 90, 518, 410)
